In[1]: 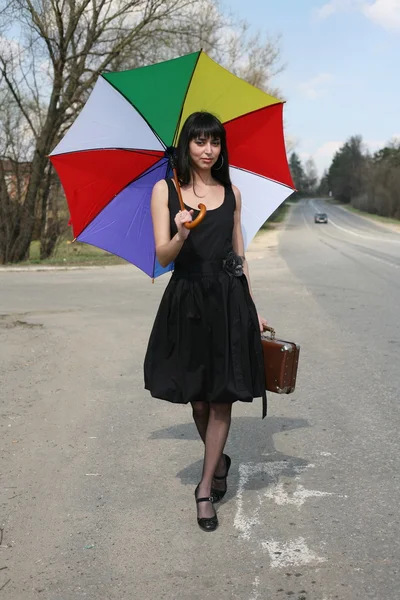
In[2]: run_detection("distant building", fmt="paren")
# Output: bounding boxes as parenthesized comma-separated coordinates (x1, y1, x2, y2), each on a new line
(0, 158, 31, 201)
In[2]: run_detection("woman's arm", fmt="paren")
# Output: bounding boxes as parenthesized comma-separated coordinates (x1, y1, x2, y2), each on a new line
(232, 185, 267, 332)
(151, 180, 193, 267)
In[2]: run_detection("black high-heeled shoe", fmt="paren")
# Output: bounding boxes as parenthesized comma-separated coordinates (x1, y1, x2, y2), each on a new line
(211, 454, 231, 503)
(194, 485, 218, 532)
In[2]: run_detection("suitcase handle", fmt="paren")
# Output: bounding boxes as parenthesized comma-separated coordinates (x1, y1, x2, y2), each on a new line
(261, 324, 276, 340)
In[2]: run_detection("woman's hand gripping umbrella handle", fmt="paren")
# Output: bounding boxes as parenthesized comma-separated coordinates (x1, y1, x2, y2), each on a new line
(172, 168, 206, 229)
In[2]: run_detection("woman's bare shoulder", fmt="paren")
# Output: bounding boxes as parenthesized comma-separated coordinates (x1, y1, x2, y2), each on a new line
(231, 183, 241, 195)
(151, 179, 169, 205)
(231, 184, 242, 208)
(152, 179, 168, 193)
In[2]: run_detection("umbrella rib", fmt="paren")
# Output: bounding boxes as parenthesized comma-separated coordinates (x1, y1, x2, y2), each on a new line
(77, 158, 169, 238)
(51, 148, 164, 158)
(222, 101, 284, 127)
(172, 50, 202, 147)
(100, 74, 166, 149)
(152, 226, 158, 278)
(230, 165, 296, 190)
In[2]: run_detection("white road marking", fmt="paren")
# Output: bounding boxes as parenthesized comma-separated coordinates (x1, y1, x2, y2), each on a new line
(327, 216, 400, 244)
(304, 201, 400, 269)
(302, 210, 314, 233)
(310, 200, 400, 244)
(263, 483, 338, 509)
(262, 537, 326, 568)
(330, 200, 400, 234)
(234, 462, 315, 539)
(248, 576, 261, 600)
(351, 249, 399, 270)
(234, 464, 264, 540)
(237, 459, 338, 591)
(320, 452, 332, 456)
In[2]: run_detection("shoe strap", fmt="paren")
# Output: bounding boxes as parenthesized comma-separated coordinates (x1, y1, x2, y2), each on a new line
(196, 496, 213, 504)
(213, 474, 227, 480)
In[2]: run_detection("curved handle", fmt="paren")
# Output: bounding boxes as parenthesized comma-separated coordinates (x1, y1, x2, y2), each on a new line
(172, 167, 207, 230)
(262, 324, 276, 340)
(184, 204, 207, 229)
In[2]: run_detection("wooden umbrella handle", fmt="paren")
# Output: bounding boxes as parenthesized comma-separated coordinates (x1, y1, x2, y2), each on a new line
(172, 168, 207, 229)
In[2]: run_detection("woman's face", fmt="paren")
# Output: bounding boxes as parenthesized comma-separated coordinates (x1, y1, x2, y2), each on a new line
(189, 134, 221, 171)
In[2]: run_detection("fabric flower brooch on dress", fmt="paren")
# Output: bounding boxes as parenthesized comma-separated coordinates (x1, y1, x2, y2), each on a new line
(223, 251, 244, 277)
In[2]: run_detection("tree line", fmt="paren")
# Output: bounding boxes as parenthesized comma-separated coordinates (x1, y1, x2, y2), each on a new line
(288, 137, 400, 222)
(0, 0, 283, 264)
(318, 136, 400, 219)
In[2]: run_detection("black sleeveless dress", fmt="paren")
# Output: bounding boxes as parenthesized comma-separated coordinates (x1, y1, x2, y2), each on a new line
(144, 179, 267, 417)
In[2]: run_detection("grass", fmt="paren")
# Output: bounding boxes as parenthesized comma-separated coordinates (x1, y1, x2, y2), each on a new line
(261, 202, 290, 230)
(22, 239, 127, 266)
(9, 204, 291, 267)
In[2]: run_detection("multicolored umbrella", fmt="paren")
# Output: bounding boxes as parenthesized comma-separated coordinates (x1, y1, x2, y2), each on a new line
(50, 50, 295, 278)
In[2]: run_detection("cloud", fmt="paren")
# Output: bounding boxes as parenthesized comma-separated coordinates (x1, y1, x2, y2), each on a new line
(316, 141, 343, 157)
(298, 73, 333, 99)
(313, 141, 341, 173)
(316, 3, 337, 18)
(314, 0, 400, 30)
(363, 0, 400, 31)
(0, 35, 23, 62)
(314, 0, 363, 19)
(294, 141, 342, 176)
(364, 138, 386, 152)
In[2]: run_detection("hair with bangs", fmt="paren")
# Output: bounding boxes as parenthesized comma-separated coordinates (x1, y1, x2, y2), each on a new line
(176, 112, 231, 187)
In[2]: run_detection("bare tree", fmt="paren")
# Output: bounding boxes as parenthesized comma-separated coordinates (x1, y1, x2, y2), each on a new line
(136, 1, 284, 95)
(303, 157, 318, 196)
(0, 88, 35, 262)
(0, 0, 284, 262)
(0, 0, 208, 261)
(221, 28, 283, 96)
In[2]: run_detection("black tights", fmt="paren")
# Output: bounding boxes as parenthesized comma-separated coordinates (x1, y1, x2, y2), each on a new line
(191, 401, 232, 517)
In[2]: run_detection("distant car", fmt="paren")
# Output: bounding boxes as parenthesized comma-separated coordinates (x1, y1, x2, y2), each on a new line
(314, 213, 328, 224)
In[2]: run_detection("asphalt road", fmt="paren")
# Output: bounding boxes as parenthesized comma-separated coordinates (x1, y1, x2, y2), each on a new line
(1, 200, 399, 600)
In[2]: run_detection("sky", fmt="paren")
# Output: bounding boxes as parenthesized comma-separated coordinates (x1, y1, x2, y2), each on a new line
(224, 0, 400, 175)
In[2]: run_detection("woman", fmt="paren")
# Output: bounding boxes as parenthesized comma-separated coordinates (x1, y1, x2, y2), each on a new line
(144, 112, 267, 532)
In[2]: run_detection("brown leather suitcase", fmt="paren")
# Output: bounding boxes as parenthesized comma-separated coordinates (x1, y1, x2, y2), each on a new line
(261, 326, 300, 394)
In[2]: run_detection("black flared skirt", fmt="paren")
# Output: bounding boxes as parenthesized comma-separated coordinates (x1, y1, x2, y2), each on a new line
(144, 267, 266, 410)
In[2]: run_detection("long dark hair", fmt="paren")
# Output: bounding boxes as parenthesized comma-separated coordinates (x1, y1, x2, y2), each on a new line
(175, 112, 231, 188)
